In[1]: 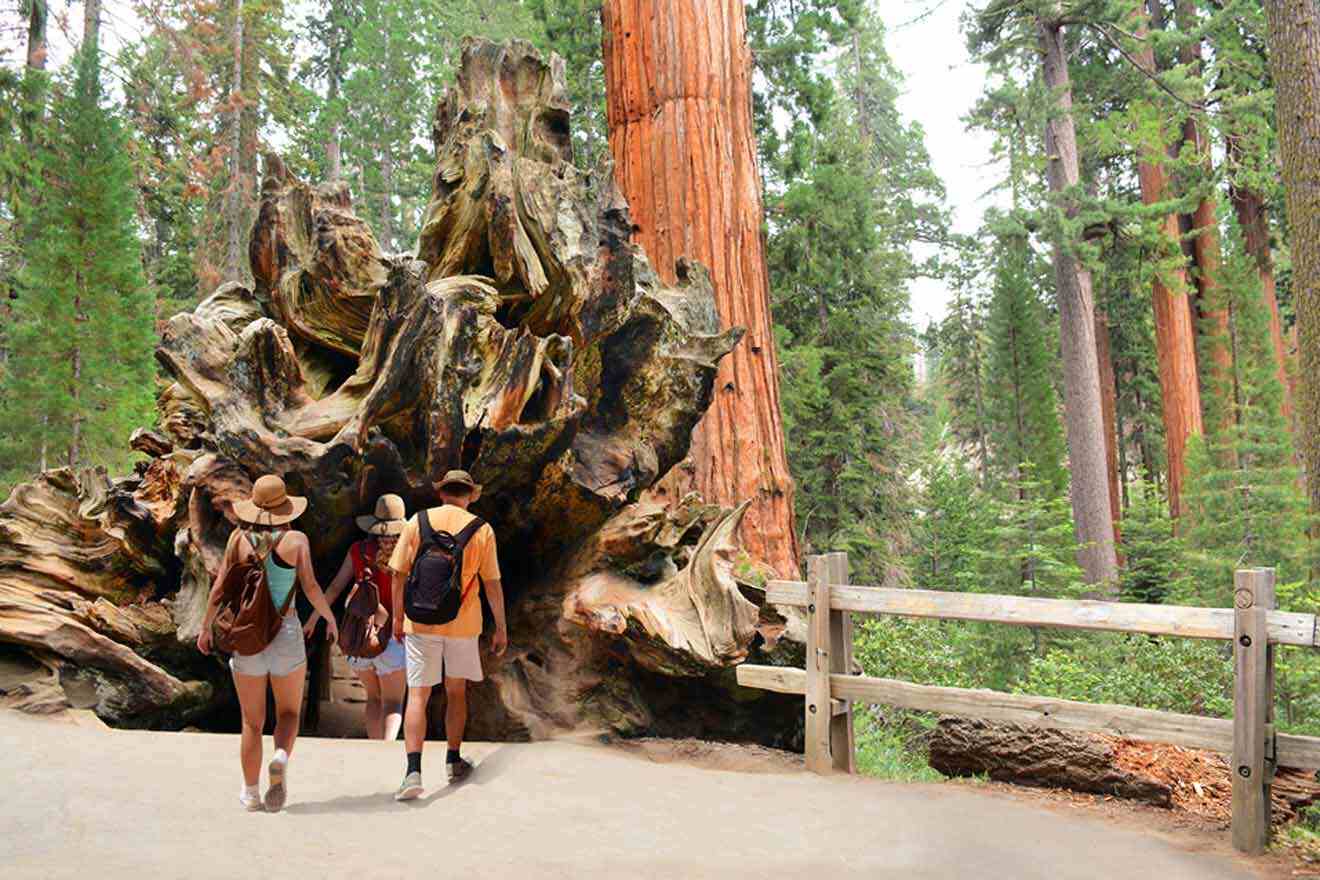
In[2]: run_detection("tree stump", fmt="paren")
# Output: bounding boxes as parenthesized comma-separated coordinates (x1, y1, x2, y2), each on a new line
(0, 39, 801, 739)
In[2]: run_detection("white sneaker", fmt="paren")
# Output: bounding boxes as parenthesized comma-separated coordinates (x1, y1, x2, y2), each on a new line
(239, 789, 264, 812)
(265, 756, 288, 812)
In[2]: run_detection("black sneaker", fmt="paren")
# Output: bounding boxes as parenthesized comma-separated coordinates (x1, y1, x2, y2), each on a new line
(446, 757, 474, 783)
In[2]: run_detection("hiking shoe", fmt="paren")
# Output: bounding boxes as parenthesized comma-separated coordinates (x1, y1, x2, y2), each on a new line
(239, 790, 264, 812)
(264, 758, 288, 813)
(395, 771, 423, 801)
(447, 757, 474, 783)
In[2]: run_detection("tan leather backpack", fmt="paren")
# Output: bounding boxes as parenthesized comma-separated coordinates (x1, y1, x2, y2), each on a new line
(211, 530, 295, 656)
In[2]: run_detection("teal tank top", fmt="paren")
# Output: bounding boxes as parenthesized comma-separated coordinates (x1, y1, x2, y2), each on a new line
(243, 529, 297, 612)
(265, 554, 297, 612)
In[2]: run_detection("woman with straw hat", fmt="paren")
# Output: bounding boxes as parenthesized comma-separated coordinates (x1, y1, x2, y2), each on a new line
(197, 474, 338, 813)
(303, 494, 409, 741)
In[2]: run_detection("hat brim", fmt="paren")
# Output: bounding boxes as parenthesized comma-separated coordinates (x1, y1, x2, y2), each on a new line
(437, 481, 482, 501)
(233, 494, 307, 526)
(356, 515, 406, 536)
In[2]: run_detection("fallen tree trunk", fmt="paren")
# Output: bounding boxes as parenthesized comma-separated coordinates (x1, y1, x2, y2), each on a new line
(0, 38, 802, 740)
(929, 717, 1320, 822)
(929, 717, 1173, 805)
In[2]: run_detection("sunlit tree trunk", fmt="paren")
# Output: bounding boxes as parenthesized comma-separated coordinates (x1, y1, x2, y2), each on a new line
(602, 0, 800, 577)
(224, 0, 244, 283)
(1133, 10, 1203, 519)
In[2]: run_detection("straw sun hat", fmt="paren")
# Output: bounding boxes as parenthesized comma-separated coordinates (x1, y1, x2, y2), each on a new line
(233, 475, 308, 527)
(356, 494, 407, 536)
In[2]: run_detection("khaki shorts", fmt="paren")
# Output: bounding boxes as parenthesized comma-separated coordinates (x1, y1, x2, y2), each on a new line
(404, 633, 482, 686)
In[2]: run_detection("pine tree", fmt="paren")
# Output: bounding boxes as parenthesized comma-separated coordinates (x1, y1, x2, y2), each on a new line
(770, 11, 944, 581)
(983, 228, 1067, 500)
(1181, 220, 1312, 595)
(0, 48, 157, 485)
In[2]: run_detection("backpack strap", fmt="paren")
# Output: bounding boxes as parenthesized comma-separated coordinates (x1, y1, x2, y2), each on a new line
(454, 516, 486, 550)
(418, 511, 436, 546)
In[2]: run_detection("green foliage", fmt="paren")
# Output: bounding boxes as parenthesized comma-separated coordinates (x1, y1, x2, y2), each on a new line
(769, 9, 944, 582)
(1020, 634, 1234, 719)
(1117, 481, 1189, 603)
(982, 230, 1067, 499)
(1181, 220, 1313, 594)
(0, 48, 157, 486)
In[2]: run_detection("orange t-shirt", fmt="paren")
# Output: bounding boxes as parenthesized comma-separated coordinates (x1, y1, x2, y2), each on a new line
(388, 505, 500, 638)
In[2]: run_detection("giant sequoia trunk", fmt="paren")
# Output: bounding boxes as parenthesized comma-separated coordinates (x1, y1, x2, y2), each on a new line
(1132, 15, 1203, 520)
(1265, 0, 1320, 516)
(1037, 13, 1119, 587)
(0, 40, 801, 741)
(601, 0, 800, 580)
(1177, 0, 1233, 438)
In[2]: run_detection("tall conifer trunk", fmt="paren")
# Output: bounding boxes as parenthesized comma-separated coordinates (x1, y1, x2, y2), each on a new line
(602, 0, 800, 577)
(224, 0, 244, 283)
(1133, 9, 1203, 518)
(1176, 0, 1233, 437)
(1036, 12, 1119, 586)
(1264, 0, 1320, 515)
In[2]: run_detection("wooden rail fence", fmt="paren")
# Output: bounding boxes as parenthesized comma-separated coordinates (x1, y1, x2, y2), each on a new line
(736, 552, 1320, 855)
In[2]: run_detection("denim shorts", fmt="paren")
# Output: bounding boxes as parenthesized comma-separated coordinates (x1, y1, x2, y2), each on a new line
(346, 635, 406, 675)
(229, 612, 307, 678)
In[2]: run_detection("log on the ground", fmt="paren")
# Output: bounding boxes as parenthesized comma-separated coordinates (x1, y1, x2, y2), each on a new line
(0, 37, 801, 741)
(930, 717, 1320, 823)
(928, 717, 1173, 806)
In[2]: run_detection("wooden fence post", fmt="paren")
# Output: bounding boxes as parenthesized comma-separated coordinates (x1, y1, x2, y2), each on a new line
(1232, 568, 1274, 854)
(827, 551, 856, 773)
(805, 554, 833, 773)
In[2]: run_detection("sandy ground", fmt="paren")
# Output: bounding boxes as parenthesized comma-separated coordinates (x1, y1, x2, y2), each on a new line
(0, 710, 1266, 880)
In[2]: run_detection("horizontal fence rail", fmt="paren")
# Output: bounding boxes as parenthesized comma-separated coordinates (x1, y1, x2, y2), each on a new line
(737, 553, 1320, 857)
(735, 665, 1320, 769)
(765, 581, 1319, 646)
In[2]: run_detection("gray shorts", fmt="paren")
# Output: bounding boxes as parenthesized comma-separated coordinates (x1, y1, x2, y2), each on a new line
(229, 612, 307, 678)
(404, 633, 483, 686)
(346, 635, 406, 675)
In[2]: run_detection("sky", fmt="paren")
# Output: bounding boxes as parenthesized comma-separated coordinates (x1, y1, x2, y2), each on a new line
(882, 0, 1004, 330)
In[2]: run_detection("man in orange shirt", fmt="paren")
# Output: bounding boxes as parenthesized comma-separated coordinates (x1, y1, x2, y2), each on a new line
(389, 470, 506, 798)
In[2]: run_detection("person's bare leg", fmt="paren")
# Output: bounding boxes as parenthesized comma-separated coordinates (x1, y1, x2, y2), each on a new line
(269, 665, 306, 756)
(396, 684, 431, 800)
(232, 670, 268, 788)
(264, 665, 306, 812)
(404, 685, 431, 753)
(379, 669, 406, 741)
(356, 667, 383, 740)
(444, 676, 467, 752)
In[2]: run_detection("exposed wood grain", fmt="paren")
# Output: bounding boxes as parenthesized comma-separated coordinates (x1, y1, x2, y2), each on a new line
(1233, 605, 1270, 852)
(826, 552, 855, 774)
(764, 582, 1316, 646)
(804, 556, 833, 774)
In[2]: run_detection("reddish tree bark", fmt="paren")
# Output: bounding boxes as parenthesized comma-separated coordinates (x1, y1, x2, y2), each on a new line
(1228, 168, 1293, 424)
(1133, 15, 1203, 519)
(1177, 0, 1233, 436)
(601, 0, 800, 578)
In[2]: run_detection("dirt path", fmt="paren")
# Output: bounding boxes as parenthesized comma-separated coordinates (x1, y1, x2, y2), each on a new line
(0, 712, 1263, 879)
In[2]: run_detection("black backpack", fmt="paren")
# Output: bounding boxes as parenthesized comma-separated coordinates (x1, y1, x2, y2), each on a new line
(403, 512, 486, 625)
